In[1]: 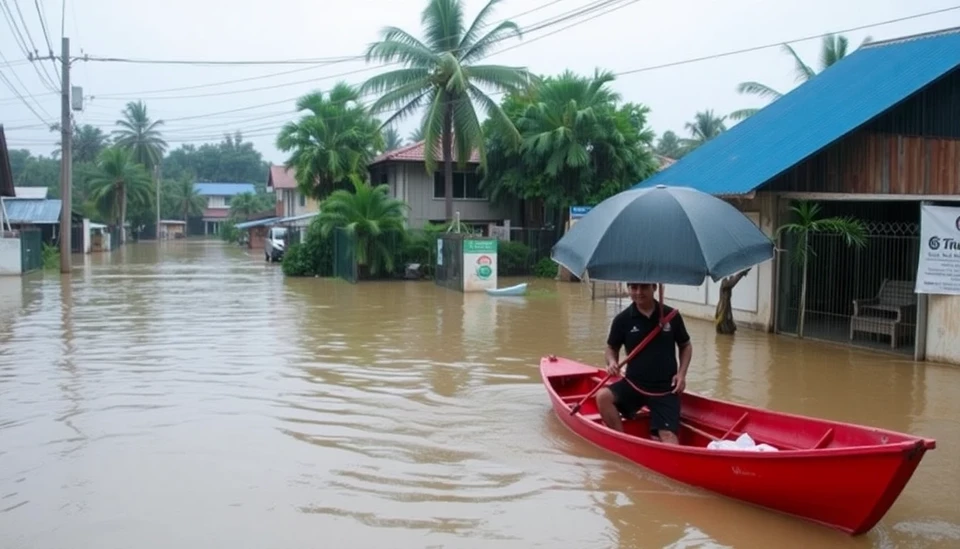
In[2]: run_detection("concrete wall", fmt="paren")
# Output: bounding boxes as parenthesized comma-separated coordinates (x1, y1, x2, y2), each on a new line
(383, 163, 518, 229)
(82, 219, 91, 253)
(0, 238, 22, 275)
(924, 294, 960, 365)
(206, 196, 230, 209)
(278, 189, 319, 219)
(657, 193, 778, 331)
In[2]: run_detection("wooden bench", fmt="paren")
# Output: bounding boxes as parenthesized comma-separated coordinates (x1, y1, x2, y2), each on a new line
(849, 279, 917, 348)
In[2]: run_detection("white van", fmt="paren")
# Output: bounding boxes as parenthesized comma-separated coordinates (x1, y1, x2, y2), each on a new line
(265, 226, 288, 262)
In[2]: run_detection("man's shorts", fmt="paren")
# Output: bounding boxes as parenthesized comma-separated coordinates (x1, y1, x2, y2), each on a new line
(608, 378, 681, 436)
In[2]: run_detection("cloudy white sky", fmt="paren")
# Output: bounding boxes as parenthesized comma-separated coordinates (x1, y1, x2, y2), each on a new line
(2, 0, 960, 167)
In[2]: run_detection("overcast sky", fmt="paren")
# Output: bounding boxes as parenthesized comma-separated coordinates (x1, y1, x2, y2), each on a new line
(2, 0, 959, 168)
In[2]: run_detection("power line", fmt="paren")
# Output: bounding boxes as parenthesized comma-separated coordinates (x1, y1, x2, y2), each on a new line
(118, 6, 960, 143)
(7, 4, 960, 147)
(616, 5, 960, 77)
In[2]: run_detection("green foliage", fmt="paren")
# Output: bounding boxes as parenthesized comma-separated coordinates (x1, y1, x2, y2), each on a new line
(219, 220, 240, 243)
(480, 69, 658, 213)
(776, 200, 867, 338)
(88, 147, 155, 242)
(276, 82, 384, 200)
(360, 0, 535, 220)
(498, 240, 532, 275)
(533, 257, 557, 278)
(162, 132, 269, 186)
(282, 217, 334, 277)
(113, 100, 168, 170)
(315, 176, 408, 277)
(41, 244, 59, 270)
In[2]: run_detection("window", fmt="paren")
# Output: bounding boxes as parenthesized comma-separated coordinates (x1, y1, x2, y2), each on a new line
(433, 171, 484, 199)
(298, 193, 305, 207)
(224, 196, 232, 206)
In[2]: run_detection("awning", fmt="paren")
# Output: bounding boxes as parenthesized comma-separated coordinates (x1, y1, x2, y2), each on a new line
(235, 217, 281, 230)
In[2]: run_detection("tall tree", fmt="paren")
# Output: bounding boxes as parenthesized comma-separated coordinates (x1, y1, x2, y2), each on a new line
(654, 130, 685, 159)
(381, 127, 404, 151)
(360, 0, 534, 221)
(730, 34, 871, 121)
(481, 69, 658, 223)
(170, 177, 205, 221)
(275, 82, 383, 199)
(88, 147, 154, 243)
(113, 101, 168, 170)
(681, 110, 727, 150)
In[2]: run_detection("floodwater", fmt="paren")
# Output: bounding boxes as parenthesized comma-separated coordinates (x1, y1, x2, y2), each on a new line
(0, 240, 957, 549)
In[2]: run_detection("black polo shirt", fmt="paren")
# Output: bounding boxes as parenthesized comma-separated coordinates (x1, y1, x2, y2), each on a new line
(606, 301, 691, 392)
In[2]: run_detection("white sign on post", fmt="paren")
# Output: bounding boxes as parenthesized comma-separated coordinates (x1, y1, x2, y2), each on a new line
(915, 204, 960, 295)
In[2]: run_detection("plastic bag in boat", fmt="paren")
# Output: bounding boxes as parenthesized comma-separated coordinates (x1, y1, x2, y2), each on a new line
(707, 433, 779, 452)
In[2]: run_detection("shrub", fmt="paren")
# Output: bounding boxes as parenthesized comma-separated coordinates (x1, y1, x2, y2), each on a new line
(281, 217, 334, 277)
(498, 240, 532, 275)
(533, 256, 557, 278)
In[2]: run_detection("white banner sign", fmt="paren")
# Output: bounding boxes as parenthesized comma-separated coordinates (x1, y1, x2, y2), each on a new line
(916, 204, 960, 295)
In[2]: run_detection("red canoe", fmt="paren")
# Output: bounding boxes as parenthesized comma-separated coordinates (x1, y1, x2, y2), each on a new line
(540, 355, 936, 535)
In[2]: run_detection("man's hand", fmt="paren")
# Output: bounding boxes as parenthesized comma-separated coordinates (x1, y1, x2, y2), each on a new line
(671, 374, 686, 394)
(606, 359, 621, 376)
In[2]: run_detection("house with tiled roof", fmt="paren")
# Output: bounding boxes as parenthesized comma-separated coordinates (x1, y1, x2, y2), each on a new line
(366, 140, 520, 232)
(266, 165, 319, 220)
(194, 182, 256, 235)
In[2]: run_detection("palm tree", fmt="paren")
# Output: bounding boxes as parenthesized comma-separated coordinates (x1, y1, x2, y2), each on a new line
(776, 200, 867, 338)
(314, 175, 408, 277)
(171, 177, 205, 221)
(655, 130, 684, 159)
(516, 70, 654, 202)
(360, 0, 535, 221)
(681, 109, 727, 150)
(88, 147, 154, 244)
(381, 127, 404, 152)
(408, 127, 424, 143)
(228, 192, 262, 219)
(730, 34, 871, 121)
(113, 101, 168, 169)
(276, 83, 383, 199)
(53, 124, 110, 163)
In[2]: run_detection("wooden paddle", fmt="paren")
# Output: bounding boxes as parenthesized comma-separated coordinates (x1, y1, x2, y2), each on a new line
(570, 292, 678, 416)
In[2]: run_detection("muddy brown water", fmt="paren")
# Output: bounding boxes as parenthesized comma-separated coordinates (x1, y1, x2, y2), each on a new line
(0, 241, 957, 548)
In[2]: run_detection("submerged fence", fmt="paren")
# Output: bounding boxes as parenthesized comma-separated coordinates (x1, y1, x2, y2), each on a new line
(776, 201, 920, 354)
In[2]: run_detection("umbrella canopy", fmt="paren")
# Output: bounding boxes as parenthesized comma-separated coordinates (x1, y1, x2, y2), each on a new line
(551, 185, 775, 285)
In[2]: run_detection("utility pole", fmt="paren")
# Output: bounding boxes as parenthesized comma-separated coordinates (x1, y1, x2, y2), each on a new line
(154, 164, 161, 240)
(59, 37, 72, 274)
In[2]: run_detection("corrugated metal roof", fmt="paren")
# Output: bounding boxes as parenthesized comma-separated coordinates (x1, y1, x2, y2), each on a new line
(13, 186, 48, 199)
(194, 182, 256, 196)
(633, 28, 960, 195)
(2, 198, 62, 224)
(235, 216, 280, 229)
(277, 212, 318, 224)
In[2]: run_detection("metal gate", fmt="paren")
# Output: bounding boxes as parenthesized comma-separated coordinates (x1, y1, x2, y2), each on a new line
(332, 227, 357, 283)
(775, 200, 919, 354)
(20, 228, 42, 273)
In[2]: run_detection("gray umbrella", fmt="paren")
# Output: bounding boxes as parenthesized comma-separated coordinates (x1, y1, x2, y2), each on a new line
(551, 185, 775, 285)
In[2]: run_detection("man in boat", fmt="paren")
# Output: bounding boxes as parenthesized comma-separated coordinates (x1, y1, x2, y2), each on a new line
(596, 282, 692, 444)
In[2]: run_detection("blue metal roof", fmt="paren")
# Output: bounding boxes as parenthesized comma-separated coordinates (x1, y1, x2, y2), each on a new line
(2, 198, 62, 224)
(634, 28, 960, 195)
(194, 182, 256, 196)
(234, 216, 280, 229)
